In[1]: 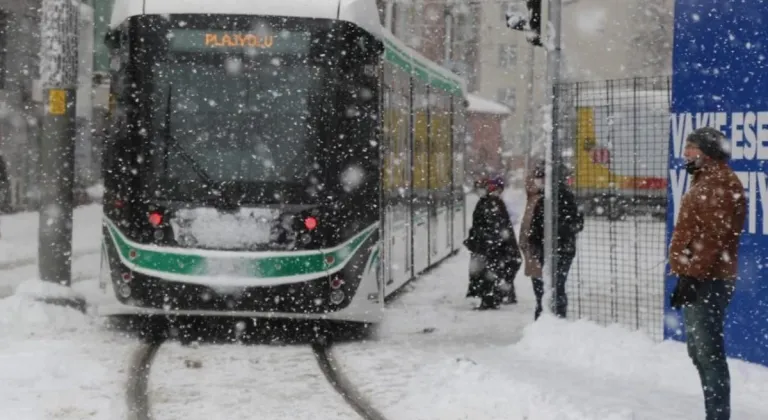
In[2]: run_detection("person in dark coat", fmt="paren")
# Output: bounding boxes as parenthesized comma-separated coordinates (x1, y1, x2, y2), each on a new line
(464, 176, 522, 310)
(527, 165, 583, 319)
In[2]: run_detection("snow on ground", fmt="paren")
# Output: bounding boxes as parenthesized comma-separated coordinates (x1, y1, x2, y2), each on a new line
(0, 204, 102, 266)
(1, 191, 768, 419)
(335, 252, 768, 419)
(0, 287, 134, 420)
(0, 204, 103, 298)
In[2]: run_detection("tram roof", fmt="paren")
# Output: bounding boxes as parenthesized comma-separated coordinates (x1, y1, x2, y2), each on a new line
(110, 0, 466, 96)
(110, 0, 380, 36)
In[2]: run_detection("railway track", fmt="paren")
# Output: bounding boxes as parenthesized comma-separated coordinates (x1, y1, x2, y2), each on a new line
(126, 329, 386, 420)
(124, 250, 459, 420)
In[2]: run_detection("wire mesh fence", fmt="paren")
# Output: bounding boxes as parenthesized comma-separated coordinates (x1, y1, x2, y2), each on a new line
(554, 76, 670, 340)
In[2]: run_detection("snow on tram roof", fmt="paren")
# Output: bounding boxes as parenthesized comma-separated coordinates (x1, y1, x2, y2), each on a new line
(110, 0, 465, 95)
(110, 0, 380, 36)
(379, 26, 465, 95)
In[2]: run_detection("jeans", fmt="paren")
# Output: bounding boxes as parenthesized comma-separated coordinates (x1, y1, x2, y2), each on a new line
(683, 280, 734, 420)
(531, 253, 574, 319)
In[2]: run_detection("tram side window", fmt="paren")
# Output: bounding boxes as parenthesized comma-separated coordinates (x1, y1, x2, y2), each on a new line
(412, 79, 429, 201)
(429, 88, 452, 203)
(452, 95, 466, 197)
(396, 65, 410, 199)
(382, 63, 395, 196)
(382, 61, 405, 201)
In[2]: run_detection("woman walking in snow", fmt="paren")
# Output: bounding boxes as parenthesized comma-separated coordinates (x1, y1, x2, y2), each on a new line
(464, 176, 522, 310)
(519, 162, 545, 315)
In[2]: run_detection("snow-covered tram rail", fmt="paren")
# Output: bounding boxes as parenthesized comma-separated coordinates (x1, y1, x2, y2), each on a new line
(95, 0, 467, 328)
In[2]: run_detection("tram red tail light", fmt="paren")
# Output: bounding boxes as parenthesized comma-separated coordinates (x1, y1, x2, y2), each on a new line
(330, 276, 344, 289)
(148, 211, 163, 227)
(304, 216, 318, 230)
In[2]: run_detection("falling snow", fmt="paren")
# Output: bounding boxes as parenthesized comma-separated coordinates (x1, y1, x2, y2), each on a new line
(3, 0, 768, 418)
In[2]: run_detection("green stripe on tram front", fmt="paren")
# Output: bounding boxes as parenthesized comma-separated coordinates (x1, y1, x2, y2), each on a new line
(104, 220, 378, 279)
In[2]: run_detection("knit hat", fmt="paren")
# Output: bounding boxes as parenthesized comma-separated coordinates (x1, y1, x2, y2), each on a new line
(685, 127, 730, 161)
(486, 175, 505, 192)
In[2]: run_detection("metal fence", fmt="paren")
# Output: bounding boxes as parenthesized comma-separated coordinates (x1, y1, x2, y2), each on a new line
(554, 76, 671, 340)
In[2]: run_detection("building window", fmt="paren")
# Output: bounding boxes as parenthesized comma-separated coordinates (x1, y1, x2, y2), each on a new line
(499, 44, 517, 69)
(497, 88, 516, 112)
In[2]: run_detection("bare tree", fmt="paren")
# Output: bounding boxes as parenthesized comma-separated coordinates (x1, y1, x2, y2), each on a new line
(629, 0, 674, 77)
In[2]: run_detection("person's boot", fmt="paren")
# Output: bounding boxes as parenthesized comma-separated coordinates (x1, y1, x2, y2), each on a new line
(476, 294, 501, 310)
(503, 283, 517, 304)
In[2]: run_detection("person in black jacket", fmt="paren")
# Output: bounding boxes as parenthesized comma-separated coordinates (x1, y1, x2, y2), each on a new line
(464, 176, 522, 310)
(527, 166, 583, 319)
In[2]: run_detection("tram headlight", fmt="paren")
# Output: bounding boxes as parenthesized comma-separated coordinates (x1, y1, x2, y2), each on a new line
(329, 290, 345, 304)
(118, 284, 132, 298)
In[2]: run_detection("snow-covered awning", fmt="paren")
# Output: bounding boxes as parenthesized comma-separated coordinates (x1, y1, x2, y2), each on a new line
(466, 93, 512, 115)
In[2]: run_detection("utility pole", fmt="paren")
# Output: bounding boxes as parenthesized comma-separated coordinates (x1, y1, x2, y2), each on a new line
(38, 0, 79, 289)
(542, 0, 563, 314)
(523, 42, 536, 170)
(506, 0, 564, 315)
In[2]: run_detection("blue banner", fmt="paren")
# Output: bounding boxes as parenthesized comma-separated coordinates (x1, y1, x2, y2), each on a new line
(667, 0, 768, 365)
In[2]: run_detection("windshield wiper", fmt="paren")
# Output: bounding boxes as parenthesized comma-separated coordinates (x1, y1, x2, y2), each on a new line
(164, 85, 240, 211)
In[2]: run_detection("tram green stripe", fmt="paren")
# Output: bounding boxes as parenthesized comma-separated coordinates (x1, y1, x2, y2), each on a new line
(383, 39, 463, 95)
(104, 219, 378, 279)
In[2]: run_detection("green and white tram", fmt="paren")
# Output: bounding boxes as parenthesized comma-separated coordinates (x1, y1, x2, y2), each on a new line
(96, 0, 468, 328)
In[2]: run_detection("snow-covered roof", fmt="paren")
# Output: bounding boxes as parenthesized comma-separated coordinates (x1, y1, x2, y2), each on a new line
(110, 0, 382, 37)
(466, 94, 511, 115)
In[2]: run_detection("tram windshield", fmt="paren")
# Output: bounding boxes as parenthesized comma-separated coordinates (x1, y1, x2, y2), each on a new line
(148, 20, 336, 204)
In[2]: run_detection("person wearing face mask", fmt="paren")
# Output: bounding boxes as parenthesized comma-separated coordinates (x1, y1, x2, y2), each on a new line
(464, 176, 522, 309)
(668, 127, 746, 420)
(525, 161, 584, 320)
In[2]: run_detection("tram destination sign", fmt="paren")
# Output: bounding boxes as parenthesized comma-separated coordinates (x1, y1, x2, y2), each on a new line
(168, 29, 313, 53)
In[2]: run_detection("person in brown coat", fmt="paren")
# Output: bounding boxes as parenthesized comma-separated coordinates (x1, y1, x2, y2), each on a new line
(668, 127, 747, 420)
(519, 161, 544, 315)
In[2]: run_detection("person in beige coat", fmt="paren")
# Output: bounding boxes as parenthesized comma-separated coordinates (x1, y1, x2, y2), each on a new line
(519, 161, 545, 318)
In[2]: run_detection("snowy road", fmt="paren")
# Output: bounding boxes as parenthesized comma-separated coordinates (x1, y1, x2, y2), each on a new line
(2, 198, 768, 419)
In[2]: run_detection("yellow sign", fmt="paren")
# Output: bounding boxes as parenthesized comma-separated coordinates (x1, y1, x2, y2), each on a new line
(48, 89, 66, 115)
(205, 33, 274, 48)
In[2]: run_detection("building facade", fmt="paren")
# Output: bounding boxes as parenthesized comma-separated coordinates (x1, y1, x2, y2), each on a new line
(473, 1, 547, 170)
(384, 0, 514, 181)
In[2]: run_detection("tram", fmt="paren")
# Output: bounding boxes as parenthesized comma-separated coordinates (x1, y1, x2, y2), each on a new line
(95, 0, 468, 329)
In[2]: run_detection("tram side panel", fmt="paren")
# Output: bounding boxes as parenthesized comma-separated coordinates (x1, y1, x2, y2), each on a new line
(381, 60, 414, 296)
